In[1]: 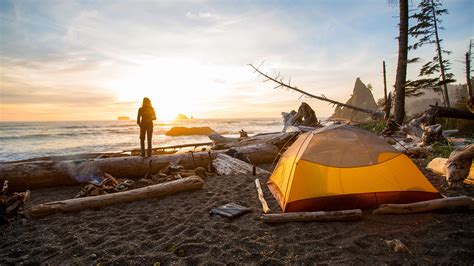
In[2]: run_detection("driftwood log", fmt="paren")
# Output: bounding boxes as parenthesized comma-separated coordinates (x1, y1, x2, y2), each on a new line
(260, 209, 363, 223)
(446, 144, 474, 188)
(212, 154, 271, 176)
(403, 105, 474, 137)
(373, 196, 473, 214)
(427, 145, 474, 187)
(1, 144, 278, 192)
(25, 176, 204, 218)
(255, 179, 270, 214)
(209, 131, 298, 150)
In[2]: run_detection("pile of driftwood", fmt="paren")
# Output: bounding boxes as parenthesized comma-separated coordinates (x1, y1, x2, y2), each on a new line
(1, 181, 30, 225)
(75, 173, 134, 198)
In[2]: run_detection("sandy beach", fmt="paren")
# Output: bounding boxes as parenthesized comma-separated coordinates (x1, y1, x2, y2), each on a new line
(1, 165, 473, 265)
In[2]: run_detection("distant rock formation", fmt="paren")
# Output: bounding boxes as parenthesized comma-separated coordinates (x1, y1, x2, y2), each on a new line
(165, 127, 215, 136)
(117, 116, 130, 121)
(175, 113, 188, 120)
(329, 78, 378, 122)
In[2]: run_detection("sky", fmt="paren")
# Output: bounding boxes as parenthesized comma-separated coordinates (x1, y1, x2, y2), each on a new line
(0, 0, 473, 121)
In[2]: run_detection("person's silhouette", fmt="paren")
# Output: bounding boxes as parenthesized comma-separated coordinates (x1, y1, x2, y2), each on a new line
(137, 97, 156, 157)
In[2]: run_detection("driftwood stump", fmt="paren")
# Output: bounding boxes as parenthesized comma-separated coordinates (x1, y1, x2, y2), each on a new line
(446, 144, 474, 188)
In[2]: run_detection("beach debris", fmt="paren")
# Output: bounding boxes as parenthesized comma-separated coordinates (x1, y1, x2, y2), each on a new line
(0, 144, 279, 191)
(446, 144, 474, 188)
(209, 203, 251, 219)
(426, 146, 474, 188)
(260, 209, 363, 223)
(239, 129, 249, 139)
(384, 239, 412, 255)
(129, 141, 212, 156)
(373, 196, 474, 214)
(75, 173, 134, 198)
(25, 177, 204, 219)
(421, 124, 447, 146)
(1, 180, 30, 226)
(165, 126, 215, 136)
(212, 154, 271, 176)
(255, 179, 271, 214)
(209, 131, 298, 150)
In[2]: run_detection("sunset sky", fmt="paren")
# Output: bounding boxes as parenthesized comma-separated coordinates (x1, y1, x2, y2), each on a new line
(1, 0, 472, 121)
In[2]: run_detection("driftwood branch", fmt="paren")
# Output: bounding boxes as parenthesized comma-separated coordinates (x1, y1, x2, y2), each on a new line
(373, 196, 473, 214)
(255, 179, 270, 214)
(260, 209, 363, 223)
(24, 177, 204, 218)
(249, 63, 384, 119)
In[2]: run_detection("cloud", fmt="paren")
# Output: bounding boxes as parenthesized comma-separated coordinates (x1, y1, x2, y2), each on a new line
(1, 0, 472, 120)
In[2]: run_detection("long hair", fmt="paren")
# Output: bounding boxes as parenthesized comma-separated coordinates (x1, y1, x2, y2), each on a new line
(142, 97, 152, 107)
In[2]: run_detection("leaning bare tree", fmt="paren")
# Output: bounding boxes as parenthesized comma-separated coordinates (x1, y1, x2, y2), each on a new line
(249, 63, 384, 119)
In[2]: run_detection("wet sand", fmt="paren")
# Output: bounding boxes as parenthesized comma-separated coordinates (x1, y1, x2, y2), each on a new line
(1, 168, 473, 264)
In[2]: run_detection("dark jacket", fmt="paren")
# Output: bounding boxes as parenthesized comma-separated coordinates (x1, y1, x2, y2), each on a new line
(137, 106, 156, 126)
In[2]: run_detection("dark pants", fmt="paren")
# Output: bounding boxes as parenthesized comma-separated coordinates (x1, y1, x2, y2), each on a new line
(140, 123, 153, 157)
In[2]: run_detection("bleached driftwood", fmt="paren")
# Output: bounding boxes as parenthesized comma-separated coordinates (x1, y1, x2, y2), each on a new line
(427, 157, 449, 175)
(1, 144, 278, 191)
(212, 153, 271, 176)
(427, 146, 474, 187)
(209, 131, 298, 150)
(373, 196, 473, 214)
(446, 144, 474, 188)
(260, 209, 363, 223)
(25, 177, 204, 218)
(255, 179, 270, 214)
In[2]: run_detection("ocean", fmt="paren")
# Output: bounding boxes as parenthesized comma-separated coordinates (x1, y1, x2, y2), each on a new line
(0, 118, 284, 162)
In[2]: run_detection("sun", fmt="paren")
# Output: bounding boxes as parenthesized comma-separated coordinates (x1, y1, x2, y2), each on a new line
(106, 57, 255, 120)
(107, 57, 240, 120)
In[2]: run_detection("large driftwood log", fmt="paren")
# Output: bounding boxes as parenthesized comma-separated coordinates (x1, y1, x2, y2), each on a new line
(212, 154, 271, 176)
(1, 144, 278, 191)
(403, 105, 474, 137)
(260, 209, 363, 223)
(209, 132, 298, 150)
(25, 176, 204, 218)
(373, 196, 473, 214)
(427, 146, 474, 187)
(446, 144, 474, 188)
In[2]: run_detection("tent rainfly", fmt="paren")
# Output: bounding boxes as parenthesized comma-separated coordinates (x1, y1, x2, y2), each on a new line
(268, 124, 442, 212)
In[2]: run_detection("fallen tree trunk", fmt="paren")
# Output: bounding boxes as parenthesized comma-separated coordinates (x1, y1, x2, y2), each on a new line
(212, 154, 271, 176)
(427, 105, 474, 122)
(209, 131, 298, 150)
(0, 144, 279, 191)
(373, 196, 473, 214)
(260, 209, 362, 223)
(24, 176, 204, 218)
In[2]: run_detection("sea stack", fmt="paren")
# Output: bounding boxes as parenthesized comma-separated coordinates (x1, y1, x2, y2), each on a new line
(330, 78, 378, 122)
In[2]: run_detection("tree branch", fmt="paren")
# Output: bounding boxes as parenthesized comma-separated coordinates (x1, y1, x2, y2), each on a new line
(249, 64, 385, 119)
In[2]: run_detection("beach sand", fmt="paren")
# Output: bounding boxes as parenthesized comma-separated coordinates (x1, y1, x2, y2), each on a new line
(1, 167, 473, 264)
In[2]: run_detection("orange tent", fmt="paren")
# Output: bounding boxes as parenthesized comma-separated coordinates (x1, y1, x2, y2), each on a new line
(268, 125, 442, 212)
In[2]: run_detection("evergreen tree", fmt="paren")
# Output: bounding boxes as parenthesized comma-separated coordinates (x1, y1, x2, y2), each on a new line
(407, 0, 455, 106)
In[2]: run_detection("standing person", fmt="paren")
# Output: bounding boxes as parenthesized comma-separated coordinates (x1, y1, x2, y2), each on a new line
(137, 97, 156, 157)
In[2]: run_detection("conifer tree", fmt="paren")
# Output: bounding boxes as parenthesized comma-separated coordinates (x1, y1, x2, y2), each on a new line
(408, 0, 455, 106)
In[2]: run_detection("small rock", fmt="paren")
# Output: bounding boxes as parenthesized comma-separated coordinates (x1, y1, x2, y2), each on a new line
(384, 239, 413, 255)
(89, 253, 98, 259)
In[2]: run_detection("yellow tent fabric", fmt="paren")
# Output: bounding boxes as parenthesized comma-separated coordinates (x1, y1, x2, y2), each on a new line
(268, 125, 441, 212)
